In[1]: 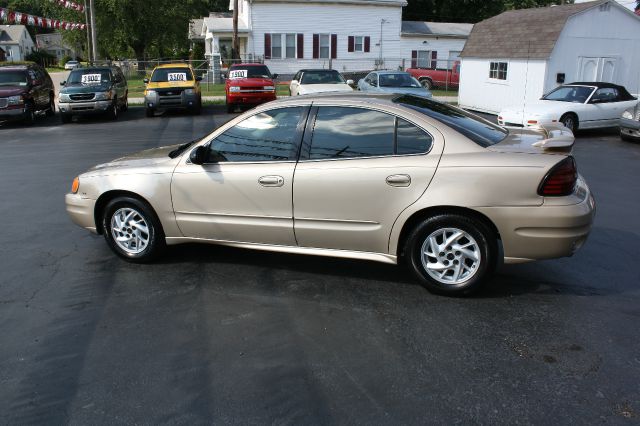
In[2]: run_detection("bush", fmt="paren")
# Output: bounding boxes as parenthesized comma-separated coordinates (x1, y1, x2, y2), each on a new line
(59, 55, 73, 67)
(25, 51, 56, 67)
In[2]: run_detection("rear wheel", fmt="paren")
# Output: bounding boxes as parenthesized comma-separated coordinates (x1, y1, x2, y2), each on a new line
(405, 214, 496, 296)
(102, 197, 165, 263)
(420, 78, 433, 90)
(560, 113, 578, 133)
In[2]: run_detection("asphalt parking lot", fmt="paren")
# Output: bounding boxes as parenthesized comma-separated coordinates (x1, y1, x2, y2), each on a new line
(0, 106, 638, 424)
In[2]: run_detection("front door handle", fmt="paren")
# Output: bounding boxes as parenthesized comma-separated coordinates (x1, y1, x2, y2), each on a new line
(386, 174, 411, 187)
(258, 175, 284, 187)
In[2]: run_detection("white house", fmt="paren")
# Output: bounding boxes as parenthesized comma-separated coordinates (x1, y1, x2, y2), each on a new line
(0, 25, 35, 62)
(192, 0, 471, 77)
(35, 32, 77, 62)
(458, 0, 640, 114)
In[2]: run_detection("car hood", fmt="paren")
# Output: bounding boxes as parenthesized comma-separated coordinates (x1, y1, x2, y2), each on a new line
(61, 82, 112, 94)
(378, 86, 432, 97)
(227, 77, 274, 87)
(0, 86, 28, 97)
(86, 144, 180, 174)
(488, 124, 574, 155)
(299, 84, 353, 94)
(501, 100, 582, 117)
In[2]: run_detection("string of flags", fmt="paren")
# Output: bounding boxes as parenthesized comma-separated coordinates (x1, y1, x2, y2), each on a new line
(0, 8, 87, 30)
(51, 0, 85, 13)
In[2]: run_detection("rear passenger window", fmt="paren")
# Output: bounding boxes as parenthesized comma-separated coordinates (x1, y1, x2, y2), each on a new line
(310, 107, 395, 159)
(396, 118, 433, 155)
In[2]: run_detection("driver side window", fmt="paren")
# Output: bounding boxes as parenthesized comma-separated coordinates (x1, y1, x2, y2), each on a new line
(208, 107, 304, 162)
(592, 88, 618, 103)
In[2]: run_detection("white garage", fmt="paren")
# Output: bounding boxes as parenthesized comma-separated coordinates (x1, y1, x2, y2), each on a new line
(458, 0, 640, 114)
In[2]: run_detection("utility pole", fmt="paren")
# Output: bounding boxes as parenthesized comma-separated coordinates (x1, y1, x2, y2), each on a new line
(232, 0, 240, 61)
(89, 0, 98, 62)
(84, 0, 92, 62)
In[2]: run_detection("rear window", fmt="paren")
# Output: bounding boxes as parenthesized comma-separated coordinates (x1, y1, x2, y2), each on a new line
(393, 95, 508, 147)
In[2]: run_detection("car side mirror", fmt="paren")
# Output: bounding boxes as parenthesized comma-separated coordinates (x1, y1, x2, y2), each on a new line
(272, 73, 279, 79)
(60, 81, 66, 86)
(143, 78, 149, 84)
(347, 79, 354, 86)
(190, 146, 208, 165)
(196, 76, 202, 82)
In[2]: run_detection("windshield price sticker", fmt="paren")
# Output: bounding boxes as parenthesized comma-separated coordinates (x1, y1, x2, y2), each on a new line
(229, 69, 248, 79)
(81, 74, 102, 84)
(168, 72, 187, 82)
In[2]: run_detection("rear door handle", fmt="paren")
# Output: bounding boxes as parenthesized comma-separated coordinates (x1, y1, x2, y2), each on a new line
(258, 175, 284, 187)
(386, 174, 411, 187)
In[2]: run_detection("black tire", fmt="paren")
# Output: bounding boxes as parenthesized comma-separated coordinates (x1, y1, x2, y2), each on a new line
(102, 196, 165, 263)
(404, 214, 497, 296)
(121, 95, 128, 112)
(109, 98, 119, 120)
(46, 94, 55, 117)
(192, 97, 202, 115)
(226, 102, 235, 113)
(560, 113, 578, 134)
(60, 113, 72, 124)
(23, 102, 36, 125)
(420, 78, 433, 90)
(145, 107, 155, 118)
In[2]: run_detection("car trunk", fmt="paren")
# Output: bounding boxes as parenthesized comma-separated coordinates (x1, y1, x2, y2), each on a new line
(488, 124, 574, 155)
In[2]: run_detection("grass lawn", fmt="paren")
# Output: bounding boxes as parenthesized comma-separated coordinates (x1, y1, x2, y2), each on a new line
(46, 66, 66, 74)
(431, 89, 459, 97)
(127, 78, 291, 97)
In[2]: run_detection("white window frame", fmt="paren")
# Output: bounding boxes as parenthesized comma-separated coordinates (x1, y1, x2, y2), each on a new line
(270, 33, 298, 59)
(489, 61, 508, 81)
(319, 34, 331, 59)
(285, 33, 296, 59)
(271, 33, 282, 59)
(354, 35, 364, 53)
(416, 50, 431, 68)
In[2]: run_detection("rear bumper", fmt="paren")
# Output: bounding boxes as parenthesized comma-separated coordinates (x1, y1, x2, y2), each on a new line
(477, 177, 595, 263)
(65, 193, 98, 233)
(59, 100, 112, 115)
(226, 92, 276, 105)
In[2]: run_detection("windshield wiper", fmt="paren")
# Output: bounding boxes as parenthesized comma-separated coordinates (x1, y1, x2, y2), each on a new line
(169, 140, 197, 158)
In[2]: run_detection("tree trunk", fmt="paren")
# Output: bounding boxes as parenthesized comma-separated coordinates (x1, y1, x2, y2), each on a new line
(133, 44, 146, 72)
(232, 0, 240, 61)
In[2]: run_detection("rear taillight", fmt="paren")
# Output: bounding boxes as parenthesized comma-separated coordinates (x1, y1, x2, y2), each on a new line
(538, 156, 577, 196)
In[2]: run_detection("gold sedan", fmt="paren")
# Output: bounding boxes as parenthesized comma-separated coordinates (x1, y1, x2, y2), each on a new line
(65, 94, 595, 295)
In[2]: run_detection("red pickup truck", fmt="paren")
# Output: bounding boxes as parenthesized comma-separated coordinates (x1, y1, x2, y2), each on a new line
(406, 61, 460, 90)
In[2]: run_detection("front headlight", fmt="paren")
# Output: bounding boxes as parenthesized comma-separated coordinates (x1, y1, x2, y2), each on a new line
(7, 95, 23, 105)
(264, 85, 275, 91)
(145, 89, 157, 97)
(622, 109, 634, 120)
(94, 91, 113, 101)
(59, 93, 71, 102)
(229, 86, 240, 92)
(184, 88, 195, 95)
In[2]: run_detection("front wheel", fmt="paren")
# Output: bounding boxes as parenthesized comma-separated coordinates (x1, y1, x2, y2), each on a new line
(46, 95, 55, 117)
(109, 98, 119, 120)
(23, 103, 36, 125)
(60, 113, 72, 124)
(102, 197, 165, 262)
(405, 214, 496, 296)
(226, 102, 235, 113)
(192, 97, 202, 115)
(145, 107, 155, 118)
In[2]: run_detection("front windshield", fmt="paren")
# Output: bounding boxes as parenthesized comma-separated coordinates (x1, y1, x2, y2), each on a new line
(394, 95, 508, 147)
(543, 86, 594, 103)
(67, 69, 111, 84)
(228, 65, 271, 79)
(301, 71, 345, 85)
(0, 70, 28, 86)
(379, 73, 421, 88)
(151, 67, 194, 82)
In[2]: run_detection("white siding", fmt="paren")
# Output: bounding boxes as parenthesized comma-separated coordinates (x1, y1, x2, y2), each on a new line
(399, 37, 467, 69)
(458, 58, 547, 114)
(547, 5, 640, 94)
(249, 3, 403, 74)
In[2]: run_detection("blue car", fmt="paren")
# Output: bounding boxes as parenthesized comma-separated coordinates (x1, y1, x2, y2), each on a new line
(357, 71, 432, 98)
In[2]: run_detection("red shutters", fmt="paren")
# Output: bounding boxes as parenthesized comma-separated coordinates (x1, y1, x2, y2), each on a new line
(364, 36, 370, 52)
(312, 34, 319, 59)
(331, 34, 337, 59)
(411, 50, 417, 68)
(431, 51, 438, 68)
(297, 33, 304, 58)
(348, 36, 354, 52)
(264, 33, 271, 59)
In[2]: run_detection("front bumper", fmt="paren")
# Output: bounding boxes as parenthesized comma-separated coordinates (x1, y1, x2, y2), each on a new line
(145, 92, 199, 110)
(65, 193, 98, 233)
(620, 117, 640, 139)
(59, 100, 112, 115)
(0, 105, 28, 120)
(477, 177, 595, 263)
(226, 91, 276, 105)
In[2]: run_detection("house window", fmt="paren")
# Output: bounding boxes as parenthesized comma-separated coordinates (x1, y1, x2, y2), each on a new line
(286, 34, 296, 58)
(319, 34, 330, 58)
(271, 34, 282, 59)
(417, 50, 431, 68)
(354, 36, 363, 52)
(489, 62, 508, 80)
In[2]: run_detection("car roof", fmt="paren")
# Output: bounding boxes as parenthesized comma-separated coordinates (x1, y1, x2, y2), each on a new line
(566, 82, 627, 90)
(370, 70, 411, 75)
(0, 63, 34, 71)
(299, 69, 341, 73)
(270, 92, 398, 107)
(72, 67, 111, 72)
(155, 63, 191, 69)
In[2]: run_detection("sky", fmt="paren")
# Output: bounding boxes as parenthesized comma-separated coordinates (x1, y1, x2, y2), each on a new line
(574, 0, 636, 10)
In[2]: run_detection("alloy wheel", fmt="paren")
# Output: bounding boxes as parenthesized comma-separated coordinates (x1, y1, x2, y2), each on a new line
(420, 227, 481, 285)
(110, 207, 150, 254)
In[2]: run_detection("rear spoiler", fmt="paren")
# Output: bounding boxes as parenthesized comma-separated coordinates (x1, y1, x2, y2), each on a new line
(530, 125, 575, 151)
